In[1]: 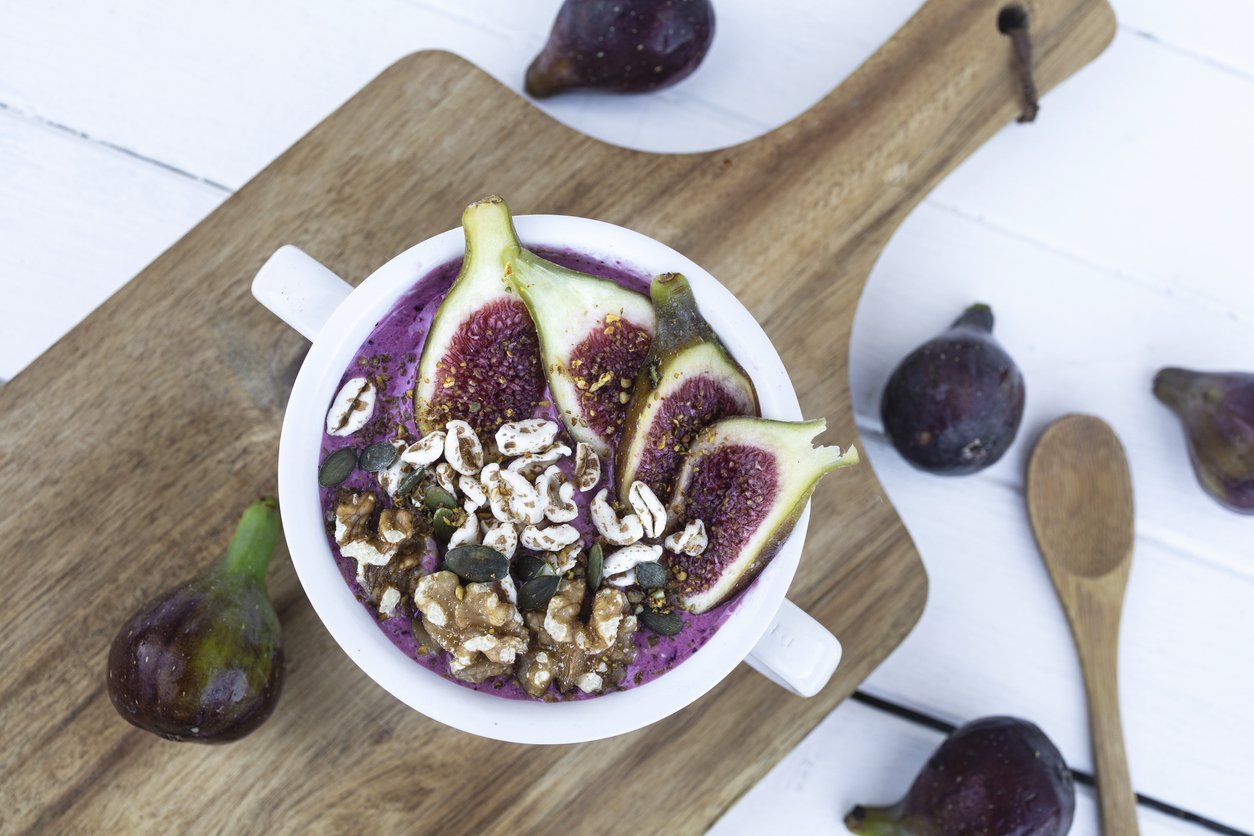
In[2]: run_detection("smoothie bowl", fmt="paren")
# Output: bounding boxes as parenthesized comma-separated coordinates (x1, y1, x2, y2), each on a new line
(253, 196, 855, 743)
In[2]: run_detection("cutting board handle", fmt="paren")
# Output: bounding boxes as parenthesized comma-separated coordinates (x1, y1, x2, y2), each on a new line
(735, 0, 1116, 256)
(253, 245, 353, 341)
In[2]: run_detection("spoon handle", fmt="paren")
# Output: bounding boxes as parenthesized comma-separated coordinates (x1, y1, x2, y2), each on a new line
(1075, 619, 1140, 836)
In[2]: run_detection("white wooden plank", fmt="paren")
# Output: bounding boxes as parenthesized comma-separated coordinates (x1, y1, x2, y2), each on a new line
(0, 110, 224, 380)
(847, 201, 1254, 828)
(929, 29, 1254, 320)
(0, 0, 924, 187)
(711, 699, 1208, 836)
(1116, 0, 1254, 81)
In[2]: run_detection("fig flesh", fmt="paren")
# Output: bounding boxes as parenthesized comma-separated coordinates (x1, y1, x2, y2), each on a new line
(106, 498, 284, 743)
(616, 272, 758, 504)
(1154, 367, 1254, 513)
(505, 233, 657, 459)
(880, 303, 1025, 475)
(415, 196, 545, 439)
(525, 0, 716, 99)
(666, 417, 857, 613)
(845, 716, 1075, 836)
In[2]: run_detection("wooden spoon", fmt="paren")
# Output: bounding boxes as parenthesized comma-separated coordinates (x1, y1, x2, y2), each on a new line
(1027, 414, 1139, 836)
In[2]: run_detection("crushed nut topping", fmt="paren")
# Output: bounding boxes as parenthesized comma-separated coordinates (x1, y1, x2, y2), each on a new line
(326, 376, 377, 436)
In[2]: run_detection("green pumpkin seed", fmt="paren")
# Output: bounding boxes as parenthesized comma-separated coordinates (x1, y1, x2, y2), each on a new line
(518, 574, 561, 612)
(515, 554, 555, 584)
(395, 468, 424, 499)
(431, 507, 457, 543)
(423, 486, 458, 512)
(640, 609, 683, 636)
(318, 447, 358, 486)
(360, 441, 399, 472)
(444, 544, 509, 583)
(634, 561, 667, 590)
(586, 543, 604, 590)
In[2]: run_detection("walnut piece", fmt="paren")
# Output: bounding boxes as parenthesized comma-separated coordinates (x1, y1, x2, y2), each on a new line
(414, 571, 528, 684)
(523, 579, 637, 694)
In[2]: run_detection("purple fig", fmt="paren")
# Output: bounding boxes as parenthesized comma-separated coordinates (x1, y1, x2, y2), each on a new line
(666, 418, 857, 613)
(845, 716, 1075, 836)
(1153, 367, 1254, 513)
(616, 272, 759, 504)
(880, 304, 1025, 475)
(525, 0, 715, 99)
(106, 498, 284, 743)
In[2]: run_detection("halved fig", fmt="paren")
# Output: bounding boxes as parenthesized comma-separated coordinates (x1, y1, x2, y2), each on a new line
(507, 241, 657, 458)
(414, 197, 545, 438)
(615, 272, 758, 503)
(666, 417, 858, 613)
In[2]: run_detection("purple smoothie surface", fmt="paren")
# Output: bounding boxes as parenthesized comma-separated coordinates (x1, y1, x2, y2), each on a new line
(318, 247, 747, 701)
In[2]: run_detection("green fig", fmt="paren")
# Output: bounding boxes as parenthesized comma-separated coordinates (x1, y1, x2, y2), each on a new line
(616, 272, 759, 504)
(845, 716, 1075, 836)
(1153, 367, 1254, 514)
(106, 498, 285, 743)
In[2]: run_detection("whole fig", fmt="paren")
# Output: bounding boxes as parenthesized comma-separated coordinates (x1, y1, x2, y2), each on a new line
(106, 498, 284, 743)
(880, 304, 1025, 475)
(525, 0, 715, 98)
(1153, 367, 1254, 513)
(845, 716, 1075, 836)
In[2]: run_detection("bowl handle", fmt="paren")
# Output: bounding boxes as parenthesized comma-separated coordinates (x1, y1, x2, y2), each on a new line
(745, 598, 842, 697)
(252, 245, 353, 341)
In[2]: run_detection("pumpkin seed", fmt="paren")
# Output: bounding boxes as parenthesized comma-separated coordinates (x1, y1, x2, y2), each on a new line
(634, 561, 667, 590)
(444, 544, 509, 583)
(586, 543, 604, 590)
(518, 574, 561, 612)
(360, 441, 399, 472)
(318, 447, 358, 486)
(394, 468, 424, 499)
(515, 554, 555, 584)
(640, 609, 683, 636)
(431, 507, 457, 543)
(423, 486, 458, 512)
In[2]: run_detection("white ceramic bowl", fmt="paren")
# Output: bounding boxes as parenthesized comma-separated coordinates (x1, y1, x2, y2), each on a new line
(253, 214, 841, 743)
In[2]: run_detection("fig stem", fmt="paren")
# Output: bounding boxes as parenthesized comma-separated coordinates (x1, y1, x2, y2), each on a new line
(843, 804, 903, 835)
(1152, 367, 1194, 411)
(217, 497, 281, 584)
(951, 302, 994, 333)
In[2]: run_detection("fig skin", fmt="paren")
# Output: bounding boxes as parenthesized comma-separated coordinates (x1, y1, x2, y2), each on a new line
(845, 716, 1075, 836)
(880, 304, 1025, 475)
(525, 0, 715, 98)
(106, 498, 284, 743)
(1153, 367, 1254, 513)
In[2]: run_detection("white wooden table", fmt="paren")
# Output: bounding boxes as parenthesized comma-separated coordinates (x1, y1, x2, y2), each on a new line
(2, 2, 1250, 833)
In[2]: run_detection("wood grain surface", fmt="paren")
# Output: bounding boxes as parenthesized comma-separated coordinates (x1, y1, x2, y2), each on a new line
(1028, 415, 1139, 835)
(0, 0, 1113, 831)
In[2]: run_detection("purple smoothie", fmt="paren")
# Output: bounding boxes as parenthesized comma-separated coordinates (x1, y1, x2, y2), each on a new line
(318, 247, 746, 701)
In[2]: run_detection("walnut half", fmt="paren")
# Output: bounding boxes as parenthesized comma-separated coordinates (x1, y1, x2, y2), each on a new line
(413, 571, 529, 684)
(521, 579, 638, 695)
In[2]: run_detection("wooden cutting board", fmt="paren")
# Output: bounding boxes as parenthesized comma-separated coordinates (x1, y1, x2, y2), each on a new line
(0, 0, 1113, 832)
